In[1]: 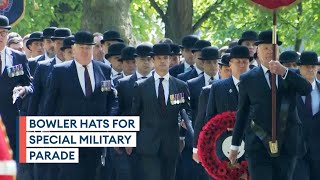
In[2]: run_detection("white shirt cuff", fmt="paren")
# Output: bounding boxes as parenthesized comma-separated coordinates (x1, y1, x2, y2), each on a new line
(230, 145, 239, 151)
(282, 68, 289, 79)
(193, 148, 198, 153)
(179, 137, 185, 140)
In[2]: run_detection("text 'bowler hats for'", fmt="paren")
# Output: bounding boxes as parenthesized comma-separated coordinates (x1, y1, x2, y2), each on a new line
(135, 44, 153, 57)
(150, 43, 172, 56)
(279, 51, 299, 64)
(73, 31, 95, 45)
(180, 35, 199, 49)
(61, 36, 75, 51)
(229, 46, 251, 60)
(120, 46, 136, 61)
(52, 28, 72, 40)
(238, 30, 258, 45)
(26, 32, 43, 50)
(101, 30, 124, 44)
(0, 15, 11, 30)
(192, 40, 211, 53)
(105, 42, 126, 59)
(218, 53, 230, 66)
(297, 51, 320, 65)
(198, 47, 220, 60)
(255, 30, 282, 46)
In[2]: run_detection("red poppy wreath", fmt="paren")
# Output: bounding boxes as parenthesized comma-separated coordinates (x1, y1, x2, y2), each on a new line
(197, 111, 249, 180)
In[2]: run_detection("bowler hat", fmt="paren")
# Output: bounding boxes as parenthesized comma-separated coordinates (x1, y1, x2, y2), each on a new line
(229, 46, 251, 60)
(120, 46, 136, 61)
(218, 53, 230, 66)
(279, 51, 299, 64)
(255, 30, 282, 46)
(238, 30, 258, 45)
(297, 51, 320, 65)
(170, 44, 182, 56)
(101, 30, 123, 44)
(150, 43, 172, 56)
(198, 47, 220, 60)
(72, 31, 95, 45)
(41, 27, 57, 39)
(0, 15, 11, 30)
(180, 35, 199, 49)
(105, 42, 126, 59)
(26, 32, 43, 50)
(192, 40, 211, 53)
(135, 44, 153, 57)
(61, 36, 75, 50)
(51, 28, 72, 40)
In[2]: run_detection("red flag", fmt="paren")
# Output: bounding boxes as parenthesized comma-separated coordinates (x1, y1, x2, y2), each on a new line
(251, 0, 297, 9)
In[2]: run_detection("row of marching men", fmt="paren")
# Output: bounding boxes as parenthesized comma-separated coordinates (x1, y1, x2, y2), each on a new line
(0, 11, 320, 180)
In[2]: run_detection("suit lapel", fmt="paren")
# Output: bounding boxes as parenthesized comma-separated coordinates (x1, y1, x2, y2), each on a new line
(92, 61, 105, 92)
(227, 77, 238, 108)
(168, 76, 178, 106)
(70, 60, 86, 97)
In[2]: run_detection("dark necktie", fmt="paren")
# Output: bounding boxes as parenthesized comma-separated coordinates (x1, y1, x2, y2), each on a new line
(83, 65, 92, 96)
(267, 70, 273, 89)
(158, 78, 166, 112)
(305, 94, 313, 117)
(141, 76, 147, 79)
(190, 64, 194, 69)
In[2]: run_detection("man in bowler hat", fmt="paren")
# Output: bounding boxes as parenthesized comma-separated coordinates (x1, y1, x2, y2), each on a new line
(101, 30, 124, 66)
(60, 36, 75, 61)
(170, 44, 181, 68)
(169, 35, 199, 77)
(229, 30, 312, 180)
(279, 50, 299, 69)
(218, 53, 232, 79)
(131, 43, 191, 180)
(238, 30, 259, 68)
(105, 42, 126, 77)
(45, 31, 116, 180)
(293, 51, 320, 180)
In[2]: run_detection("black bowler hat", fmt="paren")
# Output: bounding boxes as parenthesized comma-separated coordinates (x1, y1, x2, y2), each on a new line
(180, 35, 199, 49)
(0, 15, 11, 30)
(101, 30, 123, 44)
(229, 46, 251, 60)
(238, 30, 258, 45)
(120, 46, 136, 61)
(135, 44, 153, 57)
(297, 51, 320, 65)
(105, 42, 126, 59)
(26, 32, 43, 50)
(150, 43, 172, 56)
(255, 30, 282, 46)
(218, 53, 230, 66)
(192, 40, 211, 53)
(198, 47, 220, 60)
(170, 44, 181, 56)
(51, 28, 72, 40)
(60, 36, 75, 51)
(41, 27, 56, 39)
(72, 31, 95, 45)
(279, 51, 299, 64)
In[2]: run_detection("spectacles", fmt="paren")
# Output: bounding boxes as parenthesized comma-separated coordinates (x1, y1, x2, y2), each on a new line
(0, 30, 9, 37)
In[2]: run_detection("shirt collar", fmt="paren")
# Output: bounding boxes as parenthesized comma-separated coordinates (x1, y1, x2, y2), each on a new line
(184, 61, 191, 70)
(154, 71, 170, 81)
(311, 80, 316, 90)
(195, 65, 203, 75)
(74, 59, 93, 69)
(261, 64, 269, 74)
(55, 55, 63, 64)
(112, 68, 122, 76)
(136, 71, 152, 79)
(232, 75, 240, 86)
(204, 72, 212, 82)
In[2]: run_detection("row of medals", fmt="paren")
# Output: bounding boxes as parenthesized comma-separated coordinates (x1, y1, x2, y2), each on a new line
(7, 64, 24, 78)
(170, 93, 185, 105)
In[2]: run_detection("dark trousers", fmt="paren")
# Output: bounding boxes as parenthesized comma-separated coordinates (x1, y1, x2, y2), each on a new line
(110, 148, 139, 180)
(16, 163, 34, 180)
(33, 163, 59, 180)
(246, 149, 297, 180)
(176, 147, 209, 180)
(293, 153, 320, 180)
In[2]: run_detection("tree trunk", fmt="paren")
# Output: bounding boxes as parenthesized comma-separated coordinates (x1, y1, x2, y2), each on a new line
(165, 0, 193, 43)
(81, 0, 134, 44)
(294, 2, 303, 52)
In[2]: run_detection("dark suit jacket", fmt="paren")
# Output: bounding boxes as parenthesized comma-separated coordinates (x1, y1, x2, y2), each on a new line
(112, 73, 124, 87)
(28, 58, 56, 115)
(131, 75, 191, 158)
(116, 73, 138, 115)
(28, 55, 46, 76)
(297, 81, 320, 159)
(44, 60, 115, 116)
(177, 68, 198, 82)
(206, 77, 238, 121)
(0, 47, 33, 158)
(193, 85, 211, 148)
(232, 67, 312, 156)
(187, 74, 205, 126)
(169, 63, 185, 78)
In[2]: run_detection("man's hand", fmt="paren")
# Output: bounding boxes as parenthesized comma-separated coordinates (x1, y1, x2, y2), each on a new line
(228, 149, 238, 165)
(192, 152, 200, 163)
(269, 60, 287, 76)
(125, 147, 133, 155)
(13, 86, 26, 98)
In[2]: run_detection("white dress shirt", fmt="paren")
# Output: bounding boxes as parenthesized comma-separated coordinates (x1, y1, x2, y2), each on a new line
(204, 73, 213, 86)
(301, 80, 320, 116)
(154, 72, 170, 105)
(195, 65, 203, 76)
(104, 58, 111, 66)
(136, 71, 152, 80)
(55, 55, 63, 64)
(74, 60, 95, 95)
(111, 68, 122, 77)
(0, 47, 13, 74)
(232, 76, 240, 92)
(184, 61, 192, 72)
